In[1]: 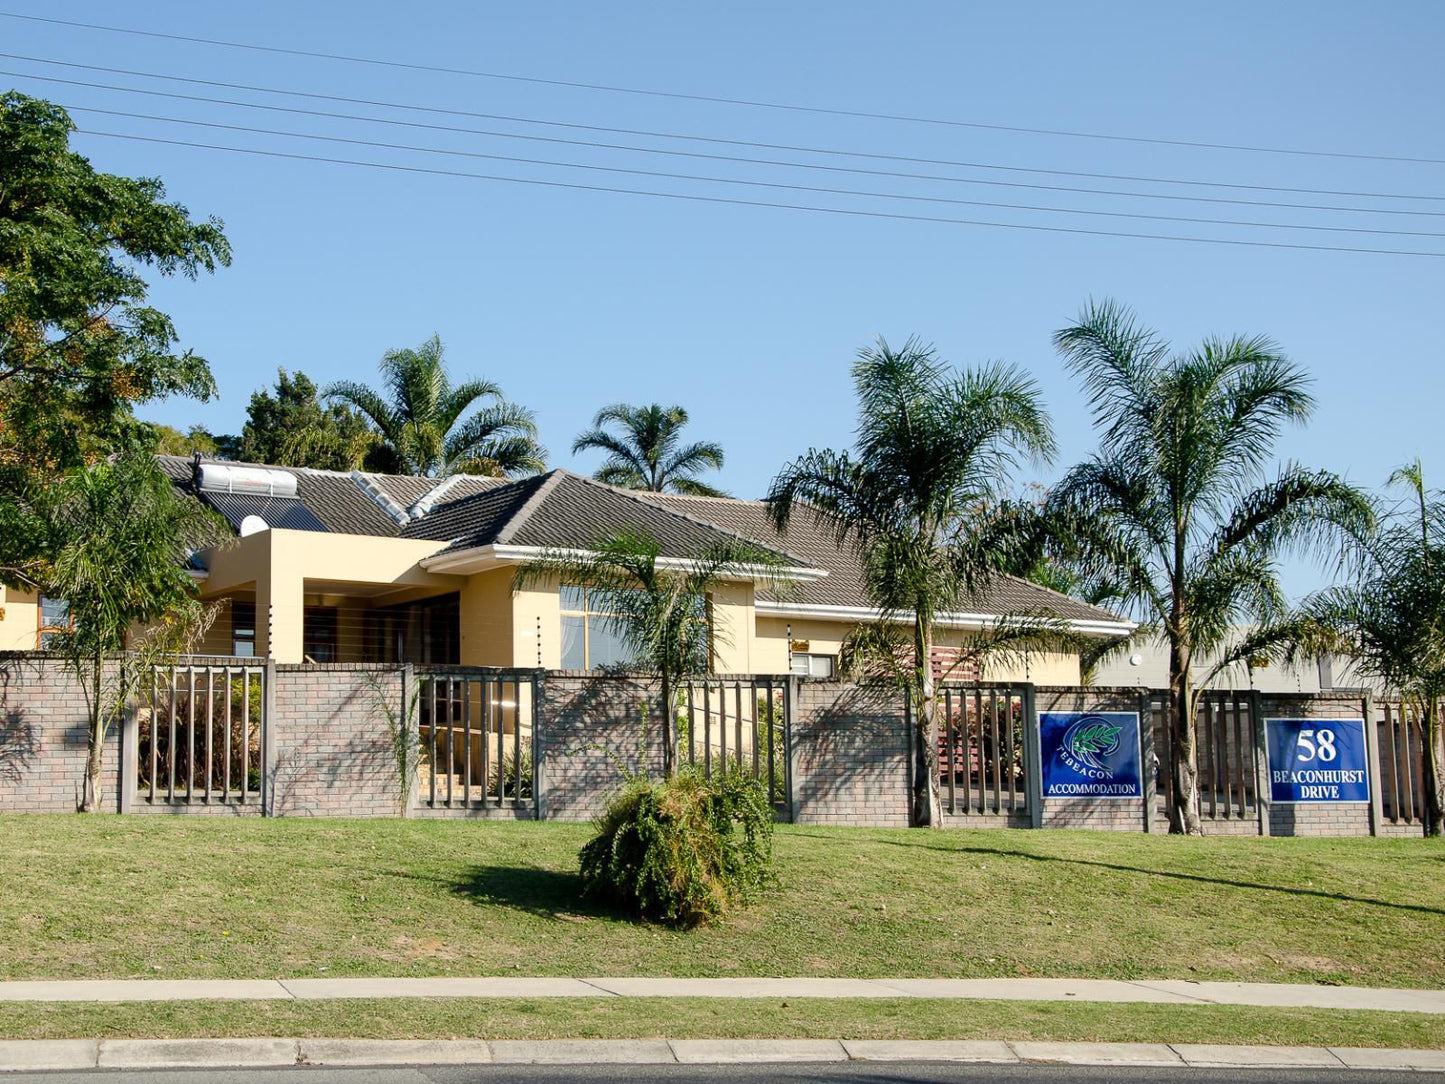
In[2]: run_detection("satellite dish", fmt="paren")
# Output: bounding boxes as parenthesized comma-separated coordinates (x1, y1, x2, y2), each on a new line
(1128, 653, 1143, 667)
(239, 515, 269, 537)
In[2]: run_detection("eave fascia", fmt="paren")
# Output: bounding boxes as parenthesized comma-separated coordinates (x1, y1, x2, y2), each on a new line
(753, 599, 1137, 638)
(420, 543, 830, 583)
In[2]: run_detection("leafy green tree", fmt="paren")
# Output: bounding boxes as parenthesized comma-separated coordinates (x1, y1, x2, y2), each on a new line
(28, 453, 227, 811)
(1304, 462, 1444, 835)
(1044, 300, 1373, 834)
(152, 423, 225, 457)
(517, 530, 783, 775)
(326, 335, 544, 477)
(767, 337, 1060, 827)
(233, 369, 375, 470)
(572, 403, 727, 496)
(0, 93, 229, 475)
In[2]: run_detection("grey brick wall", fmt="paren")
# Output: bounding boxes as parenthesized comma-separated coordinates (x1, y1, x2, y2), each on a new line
(270, 664, 403, 818)
(537, 671, 662, 821)
(792, 680, 911, 827)
(0, 653, 122, 813)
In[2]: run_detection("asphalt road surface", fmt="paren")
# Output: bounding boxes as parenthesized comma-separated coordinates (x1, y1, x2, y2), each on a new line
(4, 1065, 1442, 1084)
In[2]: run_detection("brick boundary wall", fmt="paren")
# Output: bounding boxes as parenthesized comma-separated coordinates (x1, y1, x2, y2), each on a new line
(269, 664, 403, 819)
(791, 679, 911, 827)
(1035, 687, 1149, 832)
(0, 653, 121, 813)
(1256, 693, 1374, 839)
(536, 671, 663, 822)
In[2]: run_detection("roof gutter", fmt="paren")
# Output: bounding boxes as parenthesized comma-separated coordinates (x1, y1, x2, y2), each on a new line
(754, 599, 1136, 638)
(420, 542, 830, 581)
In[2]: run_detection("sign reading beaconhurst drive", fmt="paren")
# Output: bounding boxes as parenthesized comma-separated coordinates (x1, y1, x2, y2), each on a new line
(1265, 718, 1371, 804)
(1040, 711, 1143, 799)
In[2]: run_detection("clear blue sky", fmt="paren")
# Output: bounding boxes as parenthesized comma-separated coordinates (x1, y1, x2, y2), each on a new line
(5, 3, 1442, 592)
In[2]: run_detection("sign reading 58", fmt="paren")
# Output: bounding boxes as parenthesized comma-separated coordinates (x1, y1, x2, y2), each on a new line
(1293, 728, 1338, 763)
(1264, 718, 1370, 804)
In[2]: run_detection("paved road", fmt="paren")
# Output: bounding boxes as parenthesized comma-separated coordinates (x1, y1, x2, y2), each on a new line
(3, 1065, 1442, 1083)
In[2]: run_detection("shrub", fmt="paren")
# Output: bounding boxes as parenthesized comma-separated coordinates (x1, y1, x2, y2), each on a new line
(578, 768, 774, 927)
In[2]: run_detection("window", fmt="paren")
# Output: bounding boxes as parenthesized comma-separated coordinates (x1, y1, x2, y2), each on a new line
(559, 586, 634, 670)
(231, 601, 256, 658)
(38, 596, 70, 649)
(790, 652, 836, 678)
(304, 607, 338, 663)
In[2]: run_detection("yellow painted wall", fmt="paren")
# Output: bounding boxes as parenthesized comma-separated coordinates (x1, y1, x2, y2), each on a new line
(755, 616, 848, 673)
(460, 568, 517, 666)
(0, 585, 40, 651)
(512, 576, 560, 669)
(983, 651, 1081, 685)
(708, 580, 756, 674)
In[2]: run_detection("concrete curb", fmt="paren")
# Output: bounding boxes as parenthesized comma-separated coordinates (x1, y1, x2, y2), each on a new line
(1, 1038, 1443, 1072)
(0, 975, 1441, 1014)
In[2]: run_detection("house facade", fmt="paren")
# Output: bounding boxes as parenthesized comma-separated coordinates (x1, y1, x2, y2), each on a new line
(0, 455, 1134, 680)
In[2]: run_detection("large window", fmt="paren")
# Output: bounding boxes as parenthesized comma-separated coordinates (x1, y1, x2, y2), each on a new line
(231, 601, 256, 657)
(559, 586, 634, 670)
(304, 607, 338, 663)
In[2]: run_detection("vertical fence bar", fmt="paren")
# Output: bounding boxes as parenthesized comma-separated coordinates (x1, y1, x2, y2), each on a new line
(240, 669, 250, 804)
(185, 666, 196, 802)
(445, 678, 455, 806)
(222, 668, 232, 798)
(944, 689, 956, 815)
(718, 681, 728, 772)
(495, 678, 505, 805)
(148, 667, 158, 803)
(703, 682, 713, 781)
(733, 683, 744, 772)
(686, 684, 697, 767)
(480, 679, 491, 808)
(203, 668, 214, 803)
(751, 682, 760, 778)
(166, 666, 177, 801)
(782, 677, 794, 817)
(463, 679, 473, 806)
(1251, 690, 1270, 837)
(1140, 690, 1155, 832)
(765, 677, 776, 805)
(1233, 694, 1248, 815)
(1155, 696, 1173, 817)
(427, 677, 437, 806)
(1363, 692, 1381, 836)
(512, 677, 523, 802)
(989, 689, 1001, 815)
(1023, 683, 1042, 829)
(1381, 705, 1399, 822)
(531, 674, 544, 819)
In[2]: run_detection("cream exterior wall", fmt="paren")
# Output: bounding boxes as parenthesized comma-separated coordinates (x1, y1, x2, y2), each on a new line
(708, 580, 756, 673)
(0, 585, 40, 651)
(512, 578, 560, 669)
(459, 568, 518, 667)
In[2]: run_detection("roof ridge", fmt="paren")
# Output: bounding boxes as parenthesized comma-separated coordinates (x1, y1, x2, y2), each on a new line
(571, 473, 817, 569)
(996, 572, 1127, 623)
(493, 471, 567, 546)
(406, 472, 468, 519)
(349, 470, 412, 526)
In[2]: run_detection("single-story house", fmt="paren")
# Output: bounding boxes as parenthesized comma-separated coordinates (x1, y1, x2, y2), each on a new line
(0, 455, 1134, 681)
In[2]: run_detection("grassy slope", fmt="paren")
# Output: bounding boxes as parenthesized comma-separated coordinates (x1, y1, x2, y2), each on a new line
(2, 999, 1442, 1048)
(1, 817, 1440, 988)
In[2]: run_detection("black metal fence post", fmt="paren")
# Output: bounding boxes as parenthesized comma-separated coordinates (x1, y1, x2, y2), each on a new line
(1022, 683, 1042, 829)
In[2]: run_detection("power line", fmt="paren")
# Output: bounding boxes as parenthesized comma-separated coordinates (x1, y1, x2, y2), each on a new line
(74, 128, 1445, 258)
(11, 66, 1445, 221)
(9, 53, 1445, 208)
(6, 9, 1444, 166)
(64, 105, 1445, 240)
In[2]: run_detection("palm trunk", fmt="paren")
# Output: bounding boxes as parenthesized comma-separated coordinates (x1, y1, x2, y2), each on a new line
(1167, 643, 1203, 835)
(911, 617, 943, 827)
(660, 669, 676, 779)
(80, 648, 105, 813)
(1423, 701, 1443, 838)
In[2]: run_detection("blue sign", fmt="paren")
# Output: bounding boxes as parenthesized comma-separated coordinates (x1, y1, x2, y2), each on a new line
(1040, 712, 1142, 799)
(1265, 718, 1371, 804)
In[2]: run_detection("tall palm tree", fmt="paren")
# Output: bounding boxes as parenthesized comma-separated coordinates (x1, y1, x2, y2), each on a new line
(325, 335, 545, 478)
(1305, 462, 1444, 835)
(572, 403, 726, 496)
(1045, 299, 1373, 835)
(767, 336, 1060, 827)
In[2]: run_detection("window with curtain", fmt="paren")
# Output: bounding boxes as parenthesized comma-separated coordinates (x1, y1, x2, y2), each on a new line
(559, 586, 635, 670)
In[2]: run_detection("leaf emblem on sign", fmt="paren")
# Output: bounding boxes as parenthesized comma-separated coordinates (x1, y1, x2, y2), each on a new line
(1065, 717, 1122, 771)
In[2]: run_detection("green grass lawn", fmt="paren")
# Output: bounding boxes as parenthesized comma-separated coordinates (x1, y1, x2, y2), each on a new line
(0, 817, 1441, 989)
(2, 998, 1441, 1048)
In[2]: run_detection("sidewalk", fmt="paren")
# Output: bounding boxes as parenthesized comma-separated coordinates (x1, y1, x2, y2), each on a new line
(3, 1036, 1445, 1072)
(0, 975, 1441, 1014)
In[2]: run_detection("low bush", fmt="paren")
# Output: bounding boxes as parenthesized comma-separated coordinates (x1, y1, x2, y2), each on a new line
(578, 768, 775, 927)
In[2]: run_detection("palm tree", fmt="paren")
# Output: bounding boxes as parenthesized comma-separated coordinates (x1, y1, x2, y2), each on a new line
(1045, 299, 1373, 835)
(572, 403, 726, 496)
(1304, 462, 1444, 835)
(325, 335, 545, 477)
(767, 336, 1060, 827)
(516, 529, 784, 775)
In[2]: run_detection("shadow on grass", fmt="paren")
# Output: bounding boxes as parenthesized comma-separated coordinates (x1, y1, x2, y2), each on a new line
(785, 831, 1445, 917)
(449, 864, 629, 924)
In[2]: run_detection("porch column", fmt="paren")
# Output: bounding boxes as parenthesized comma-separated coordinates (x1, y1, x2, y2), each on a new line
(255, 538, 304, 663)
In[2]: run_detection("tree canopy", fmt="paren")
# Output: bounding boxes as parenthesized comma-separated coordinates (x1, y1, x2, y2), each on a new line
(231, 368, 376, 470)
(572, 403, 727, 496)
(326, 335, 544, 478)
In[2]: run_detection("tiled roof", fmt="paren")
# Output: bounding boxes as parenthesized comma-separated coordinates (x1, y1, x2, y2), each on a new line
(638, 492, 1126, 626)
